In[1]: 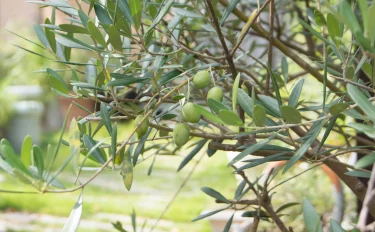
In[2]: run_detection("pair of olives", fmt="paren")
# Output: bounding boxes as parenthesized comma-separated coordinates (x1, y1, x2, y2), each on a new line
(135, 70, 223, 147)
(135, 115, 189, 148)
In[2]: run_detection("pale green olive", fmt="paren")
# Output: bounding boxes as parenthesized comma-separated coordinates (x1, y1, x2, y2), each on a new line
(182, 102, 200, 123)
(134, 115, 149, 137)
(193, 70, 211, 89)
(207, 86, 223, 102)
(173, 123, 190, 147)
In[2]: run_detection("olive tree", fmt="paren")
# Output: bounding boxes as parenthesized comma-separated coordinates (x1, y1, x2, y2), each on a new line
(2, 0, 375, 231)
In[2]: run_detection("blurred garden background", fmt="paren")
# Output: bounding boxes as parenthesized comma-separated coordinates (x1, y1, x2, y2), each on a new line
(0, 1, 359, 231)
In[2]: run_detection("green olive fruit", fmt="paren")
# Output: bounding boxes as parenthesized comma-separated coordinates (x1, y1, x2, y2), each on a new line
(182, 102, 200, 123)
(173, 123, 190, 147)
(193, 70, 211, 89)
(207, 86, 223, 102)
(241, 84, 249, 95)
(159, 123, 170, 137)
(134, 115, 149, 137)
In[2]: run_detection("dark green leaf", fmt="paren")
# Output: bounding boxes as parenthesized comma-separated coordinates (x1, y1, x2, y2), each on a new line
(276, 202, 300, 214)
(129, 0, 143, 30)
(158, 70, 183, 86)
(87, 20, 107, 48)
(32, 145, 44, 180)
(347, 84, 375, 122)
(177, 140, 207, 171)
(288, 79, 304, 108)
(219, 110, 243, 126)
(280, 105, 302, 124)
(232, 73, 241, 112)
(329, 103, 350, 115)
(78, 10, 89, 29)
(59, 24, 88, 34)
(303, 198, 323, 232)
(44, 18, 56, 53)
(223, 213, 234, 232)
(258, 95, 281, 117)
(283, 120, 325, 173)
(355, 152, 375, 169)
(107, 76, 149, 86)
(237, 88, 253, 117)
(228, 134, 277, 166)
(47, 68, 69, 94)
(345, 170, 371, 178)
(133, 129, 152, 166)
(194, 104, 224, 124)
(207, 99, 230, 114)
(327, 13, 340, 47)
(318, 115, 338, 151)
(242, 210, 270, 218)
(56, 33, 96, 50)
(191, 207, 229, 222)
(34, 24, 51, 49)
(100, 102, 113, 135)
(94, 3, 113, 25)
(253, 104, 266, 127)
(201, 187, 230, 203)
(108, 25, 123, 51)
(1, 144, 30, 176)
(234, 180, 246, 200)
(267, 64, 282, 107)
(236, 152, 289, 172)
(145, 0, 174, 35)
(298, 18, 329, 44)
(220, 0, 240, 25)
(83, 135, 107, 164)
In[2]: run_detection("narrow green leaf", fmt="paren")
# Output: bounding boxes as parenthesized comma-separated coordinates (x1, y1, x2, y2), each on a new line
(177, 140, 207, 171)
(108, 25, 123, 51)
(232, 73, 241, 112)
(327, 13, 340, 47)
(131, 209, 136, 232)
(33, 145, 44, 180)
(281, 57, 289, 83)
(303, 198, 323, 232)
(112, 123, 118, 162)
(207, 98, 230, 115)
(280, 105, 302, 124)
(100, 102, 113, 135)
(56, 33, 95, 50)
(368, 4, 375, 44)
(237, 89, 253, 117)
(87, 20, 107, 48)
(283, 120, 325, 173)
(192, 207, 229, 222)
(44, 18, 56, 52)
(21, 135, 33, 169)
(298, 18, 329, 44)
(258, 95, 281, 117)
(267, 64, 282, 107)
(228, 134, 277, 166)
(339, 0, 362, 34)
(194, 104, 224, 124)
(329, 103, 350, 115)
(47, 68, 69, 94)
(223, 213, 234, 232)
(347, 84, 375, 122)
(133, 129, 151, 166)
(236, 152, 289, 172)
(355, 152, 375, 169)
(288, 79, 304, 108)
(318, 115, 338, 151)
(253, 104, 266, 127)
(129, 0, 143, 30)
(358, 0, 368, 36)
(107, 77, 149, 86)
(78, 10, 89, 29)
(34, 24, 51, 49)
(145, 0, 174, 35)
(220, 0, 240, 25)
(94, 3, 113, 25)
(59, 24, 88, 34)
(219, 110, 243, 126)
(276, 202, 300, 214)
(345, 170, 371, 178)
(234, 180, 246, 200)
(62, 193, 83, 232)
(157, 70, 182, 86)
(121, 149, 133, 190)
(201, 187, 230, 203)
(83, 135, 107, 164)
